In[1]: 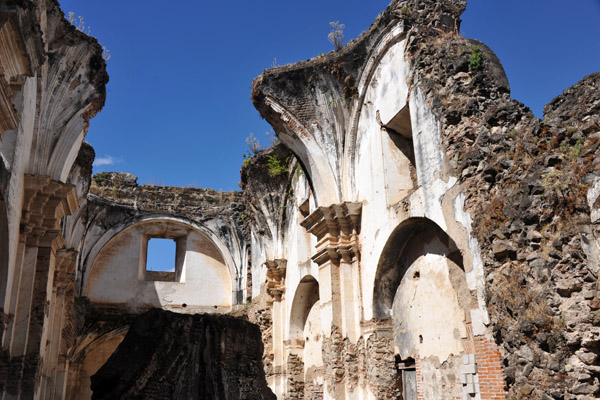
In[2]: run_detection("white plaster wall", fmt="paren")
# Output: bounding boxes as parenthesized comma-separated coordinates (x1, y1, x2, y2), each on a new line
(350, 36, 489, 338)
(352, 38, 415, 323)
(2, 76, 37, 316)
(251, 231, 268, 298)
(283, 175, 319, 341)
(304, 300, 323, 374)
(391, 255, 466, 362)
(87, 226, 231, 313)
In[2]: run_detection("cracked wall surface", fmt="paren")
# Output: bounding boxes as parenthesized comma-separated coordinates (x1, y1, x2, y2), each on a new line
(1, 0, 599, 399)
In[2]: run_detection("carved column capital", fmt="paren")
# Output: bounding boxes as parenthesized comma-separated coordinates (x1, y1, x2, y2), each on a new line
(20, 175, 77, 250)
(300, 202, 362, 265)
(265, 259, 287, 303)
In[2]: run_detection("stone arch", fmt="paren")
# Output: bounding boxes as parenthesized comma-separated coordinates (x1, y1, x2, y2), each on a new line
(0, 192, 8, 312)
(373, 217, 464, 319)
(82, 216, 236, 313)
(262, 96, 341, 207)
(346, 21, 413, 200)
(373, 217, 471, 399)
(288, 275, 323, 399)
(349, 25, 417, 205)
(66, 327, 128, 400)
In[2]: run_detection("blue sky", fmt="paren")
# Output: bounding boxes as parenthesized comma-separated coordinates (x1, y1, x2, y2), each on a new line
(59, 0, 600, 190)
(146, 238, 175, 272)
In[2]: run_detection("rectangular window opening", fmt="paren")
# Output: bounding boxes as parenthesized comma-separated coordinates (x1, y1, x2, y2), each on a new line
(146, 238, 176, 281)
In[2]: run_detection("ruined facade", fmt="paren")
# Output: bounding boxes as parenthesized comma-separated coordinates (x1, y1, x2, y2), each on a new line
(1, 0, 600, 399)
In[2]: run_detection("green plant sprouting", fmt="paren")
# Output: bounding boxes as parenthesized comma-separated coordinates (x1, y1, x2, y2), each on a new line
(242, 152, 253, 168)
(242, 132, 282, 169)
(559, 135, 586, 159)
(242, 133, 262, 168)
(328, 21, 345, 50)
(92, 172, 111, 186)
(542, 169, 568, 192)
(468, 45, 484, 71)
(266, 155, 289, 177)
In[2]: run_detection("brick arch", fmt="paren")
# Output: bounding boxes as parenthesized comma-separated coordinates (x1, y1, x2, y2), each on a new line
(260, 96, 341, 207)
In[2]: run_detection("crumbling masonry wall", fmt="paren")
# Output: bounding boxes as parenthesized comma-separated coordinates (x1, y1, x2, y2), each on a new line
(246, 0, 600, 399)
(1, 0, 599, 399)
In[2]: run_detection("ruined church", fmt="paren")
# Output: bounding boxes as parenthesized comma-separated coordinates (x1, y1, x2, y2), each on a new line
(1, 0, 599, 399)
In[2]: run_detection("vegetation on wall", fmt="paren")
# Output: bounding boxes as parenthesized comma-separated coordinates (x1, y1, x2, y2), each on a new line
(266, 155, 289, 177)
(328, 21, 345, 50)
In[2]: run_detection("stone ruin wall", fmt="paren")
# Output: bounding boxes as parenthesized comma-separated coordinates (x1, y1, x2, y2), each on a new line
(0, 0, 599, 399)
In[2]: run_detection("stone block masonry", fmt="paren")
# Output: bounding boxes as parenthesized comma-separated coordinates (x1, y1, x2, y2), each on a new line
(1, 0, 599, 398)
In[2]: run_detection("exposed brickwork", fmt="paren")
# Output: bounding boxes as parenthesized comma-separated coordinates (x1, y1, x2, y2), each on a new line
(285, 353, 304, 400)
(416, 359, 424, 400)
(475, 337, 506, 400)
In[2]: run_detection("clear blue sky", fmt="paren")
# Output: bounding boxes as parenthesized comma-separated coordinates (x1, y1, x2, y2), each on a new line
(59, 0, 600, 191)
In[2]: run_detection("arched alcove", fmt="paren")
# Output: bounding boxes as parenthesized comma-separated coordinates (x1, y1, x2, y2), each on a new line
(85, 218, 233, 313)
(373, 218, 464, 319)
(66, 328, 128, 400)
(352, 33, 416, 206)
(288, 275, 322, 398)
(373, 217, 470, 399)
(289, 275, 320, 341)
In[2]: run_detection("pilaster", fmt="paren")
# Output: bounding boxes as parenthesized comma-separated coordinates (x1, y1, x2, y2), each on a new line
(301, 202, 362, 399)
(300, 202, 362, 337)
(265, 258, 287, 397)
(1, 175, 78, 398)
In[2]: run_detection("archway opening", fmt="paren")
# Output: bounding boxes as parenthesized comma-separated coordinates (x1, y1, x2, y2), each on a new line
(374, 218, 470, 399)
(373, 218, 464, 319)
(288, 275, 322, 398)
(67, 328, 128, 400)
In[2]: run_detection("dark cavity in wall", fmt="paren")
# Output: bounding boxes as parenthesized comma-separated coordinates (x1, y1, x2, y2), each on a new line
(91, 309, 276, 400)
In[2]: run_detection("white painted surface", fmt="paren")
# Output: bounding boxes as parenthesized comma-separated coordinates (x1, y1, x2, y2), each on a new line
(304, 300, 323, 374)
(392, 254, 466, 362)
(87, 222, 231, 313)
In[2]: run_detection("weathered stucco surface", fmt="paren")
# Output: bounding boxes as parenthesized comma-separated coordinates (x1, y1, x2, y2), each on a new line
(86, 220, 232, 313)
(1, 0, 599, 399)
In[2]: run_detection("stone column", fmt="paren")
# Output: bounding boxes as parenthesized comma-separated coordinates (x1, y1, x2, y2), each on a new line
(0, 175, 78, 399)
(265, 259, 287, 398)
(39, 249, 77, 400)
(300, 202, 362, 400)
